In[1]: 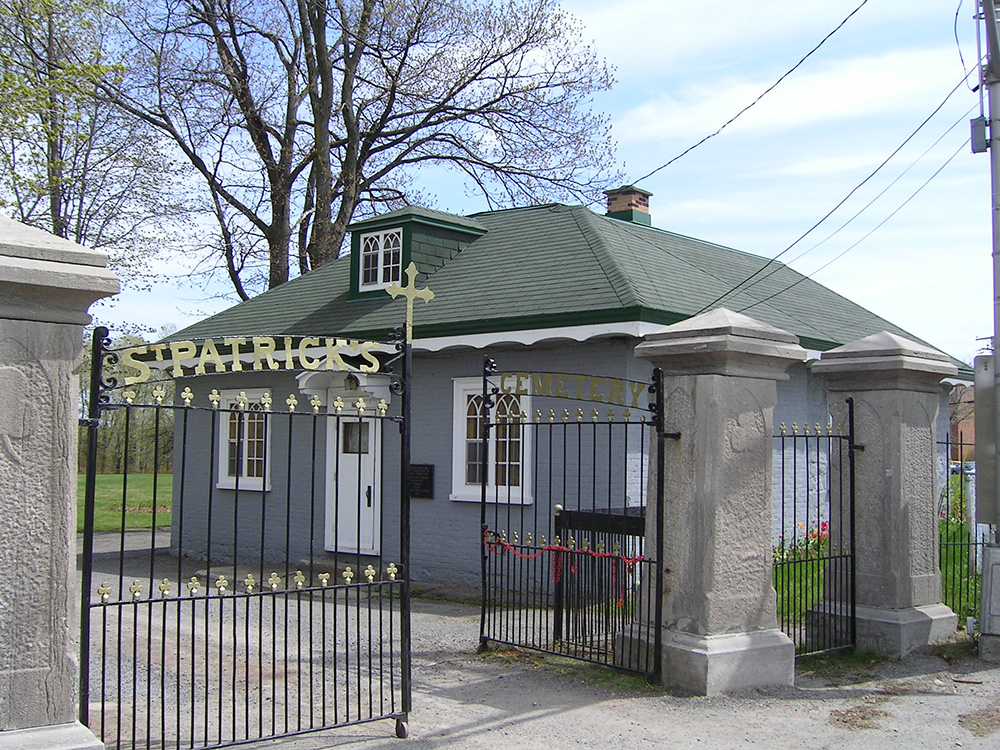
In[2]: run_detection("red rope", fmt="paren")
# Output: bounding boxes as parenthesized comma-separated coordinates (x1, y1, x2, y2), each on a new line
(482, 528, 644, 605)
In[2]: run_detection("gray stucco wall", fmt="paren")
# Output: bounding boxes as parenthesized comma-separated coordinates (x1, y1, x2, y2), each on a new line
(166, 339, 910, 589)
(405, 338, 644, 587)
(171, 371, 333, 566)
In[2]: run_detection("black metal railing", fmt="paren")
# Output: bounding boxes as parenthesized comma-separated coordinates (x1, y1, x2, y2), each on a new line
(80, 329, 412, 749)
(771, 401, 856, 656)
(478, 364, 663, 677)
(937, 433, 986, 624)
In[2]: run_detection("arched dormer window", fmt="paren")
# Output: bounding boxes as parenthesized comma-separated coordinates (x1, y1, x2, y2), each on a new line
(359, 228, 402, 291)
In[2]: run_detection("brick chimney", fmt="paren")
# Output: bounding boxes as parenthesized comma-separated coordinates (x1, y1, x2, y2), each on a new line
(605, 185, 652, 226)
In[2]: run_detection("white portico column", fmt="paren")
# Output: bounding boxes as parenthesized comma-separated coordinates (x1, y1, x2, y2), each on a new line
(634, 309, 806, 695)
(0, 219, 118, 749)
(811, 332, 958, 657)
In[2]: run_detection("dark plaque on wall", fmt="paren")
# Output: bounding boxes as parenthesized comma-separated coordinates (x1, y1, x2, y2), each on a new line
(409, 464, 434, 499)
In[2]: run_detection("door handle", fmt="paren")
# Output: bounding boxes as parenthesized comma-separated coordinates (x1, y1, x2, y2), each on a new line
(366, 486, 372, 507)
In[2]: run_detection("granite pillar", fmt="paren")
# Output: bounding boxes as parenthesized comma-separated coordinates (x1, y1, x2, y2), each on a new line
(811, 332, 958, 657)
(0, 218, 118, 748)
(634, 309, 806, 695)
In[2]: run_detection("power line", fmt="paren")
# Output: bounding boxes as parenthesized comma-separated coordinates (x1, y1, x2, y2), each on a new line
(692, 70, 975, 316)
(956, 0, 973, 87)
(631, 0, 870, 186)
(726, 106, 975, 298)
(737, 140, 967, 315)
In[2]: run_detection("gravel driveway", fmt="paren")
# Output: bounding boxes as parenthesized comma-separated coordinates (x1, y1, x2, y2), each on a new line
(246, 596, 1000, 750)
(80, 532, 1000, 749)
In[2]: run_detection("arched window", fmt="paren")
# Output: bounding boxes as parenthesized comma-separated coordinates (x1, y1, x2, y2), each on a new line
(493, 394, 521, 488)
(452, 380, 531, 503)
(359, 229, 402, 290)
(217, 390, 271, 491)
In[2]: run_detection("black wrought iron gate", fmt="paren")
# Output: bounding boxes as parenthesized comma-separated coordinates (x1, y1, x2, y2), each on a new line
(477, 359, 664, 677)
(79, 327, 412, 749)
(772, 398, 857, 656)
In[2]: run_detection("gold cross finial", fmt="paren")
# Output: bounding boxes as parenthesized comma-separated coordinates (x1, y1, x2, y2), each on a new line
(386, 262, 434, 342)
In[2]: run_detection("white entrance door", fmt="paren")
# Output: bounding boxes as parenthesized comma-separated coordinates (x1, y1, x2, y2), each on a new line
(325, 415, 381, 555)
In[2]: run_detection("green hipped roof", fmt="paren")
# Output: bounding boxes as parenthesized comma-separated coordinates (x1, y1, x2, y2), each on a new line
(171, 203, 970, 374)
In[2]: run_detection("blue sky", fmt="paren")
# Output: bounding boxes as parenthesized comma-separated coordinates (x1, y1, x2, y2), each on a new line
(100, 0, 992, 364)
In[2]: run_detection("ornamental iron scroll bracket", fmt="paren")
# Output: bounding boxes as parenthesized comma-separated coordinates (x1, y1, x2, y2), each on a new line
(647, 367, 680, 440)
(89, 326, 118, 417)
(385, 325, 408, 398)
(387, 325, 406, 350)
(482, 355, 500, 412)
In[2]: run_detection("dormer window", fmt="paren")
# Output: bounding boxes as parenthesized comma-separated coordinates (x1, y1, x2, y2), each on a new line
(360, 228, 402, 290)
(347, 206, 487, 299)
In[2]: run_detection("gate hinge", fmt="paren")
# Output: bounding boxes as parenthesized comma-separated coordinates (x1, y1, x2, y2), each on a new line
(851, 443, 865, 452)
(660, 431, 681, 440)
(78, 418, 100, 428)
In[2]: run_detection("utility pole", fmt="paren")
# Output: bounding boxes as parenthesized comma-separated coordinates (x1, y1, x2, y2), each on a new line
(980, 0, 1000, 528)
(977, 0, 1000, 659)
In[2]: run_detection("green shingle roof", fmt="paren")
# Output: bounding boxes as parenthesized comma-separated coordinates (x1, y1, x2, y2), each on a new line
(348, 205, 487, 234)
(172, 203, 967, 373)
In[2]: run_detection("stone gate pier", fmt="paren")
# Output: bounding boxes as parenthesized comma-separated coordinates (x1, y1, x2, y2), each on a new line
(635, 309, 806, 695)
(811, 332, 957, 656)
(0, 219, 118, 749)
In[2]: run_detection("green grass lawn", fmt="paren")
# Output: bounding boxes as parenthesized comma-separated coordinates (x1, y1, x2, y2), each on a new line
(939, 519, 982, 620)
(76, 473, 172, 533)
(772, 520, 984, 634)
(773, 556, 826, 625)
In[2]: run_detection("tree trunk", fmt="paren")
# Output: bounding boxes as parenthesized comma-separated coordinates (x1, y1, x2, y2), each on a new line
(45, 12, 66, 238)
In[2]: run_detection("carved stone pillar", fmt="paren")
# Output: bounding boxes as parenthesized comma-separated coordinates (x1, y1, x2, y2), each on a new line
(634, 309, 806, 695)
(0, 218, 118, 748)
(811, 332, 957, 656)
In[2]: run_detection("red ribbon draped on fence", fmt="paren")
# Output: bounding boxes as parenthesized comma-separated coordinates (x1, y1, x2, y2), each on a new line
(482, 528, 644, 606)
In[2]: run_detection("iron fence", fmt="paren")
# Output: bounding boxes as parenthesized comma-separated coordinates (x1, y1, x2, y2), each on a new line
(771, 400, 856, 656)
(478, 363, 663, 677)
(80, 329, 412, 749)
(937, 432, 987, 623)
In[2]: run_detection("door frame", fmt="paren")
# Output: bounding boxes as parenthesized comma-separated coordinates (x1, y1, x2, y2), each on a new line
(326, 410, 382, 554)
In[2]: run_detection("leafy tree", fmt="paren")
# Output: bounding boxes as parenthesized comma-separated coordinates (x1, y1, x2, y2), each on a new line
(103, 0, 619, 298)
(0, 0, 194, 285)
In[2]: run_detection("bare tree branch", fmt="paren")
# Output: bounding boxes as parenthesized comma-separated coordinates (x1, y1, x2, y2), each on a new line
(98, 0, 619, 296)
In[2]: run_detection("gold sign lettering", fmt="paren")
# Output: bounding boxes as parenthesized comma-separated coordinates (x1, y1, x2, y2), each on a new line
(252, 337, 279, 370)
(500, 372, 646, 408)
(195, 338, 225, 375)
(360, 341, 380, 373)
(589, 377, 606, 403)
(169, 341, 197, 377)
(532, 373, 552, 397)
(225, 337, 246, 371)
(117, 336, 389, 385)
(299, 337, 321, 370)
(120, 347, 152, 386)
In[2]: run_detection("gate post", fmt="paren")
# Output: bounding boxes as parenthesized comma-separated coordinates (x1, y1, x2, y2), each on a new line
(634, 308, 805, 695)
(811, 332, 958, 656)
(0, 219, 117, 748)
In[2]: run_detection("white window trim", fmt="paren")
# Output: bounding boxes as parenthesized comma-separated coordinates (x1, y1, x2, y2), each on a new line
(358, 227, 403, 291)
(216, 389, 271, 492)
(450, 378, 532, 504)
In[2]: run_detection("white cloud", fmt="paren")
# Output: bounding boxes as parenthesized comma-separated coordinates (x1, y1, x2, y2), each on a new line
(770, 152, 896, 177)
(616, 48, 963, 144)
(563, 0, 962, 82)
